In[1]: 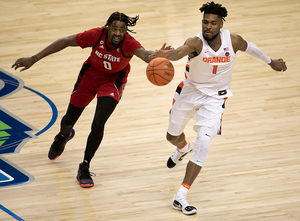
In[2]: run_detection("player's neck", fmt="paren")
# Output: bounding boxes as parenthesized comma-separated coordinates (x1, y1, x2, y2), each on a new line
(106, 39, 119, 50)
(207, 34, 222, 52)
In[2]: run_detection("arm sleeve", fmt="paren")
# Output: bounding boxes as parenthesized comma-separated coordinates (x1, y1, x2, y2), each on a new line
(245, 41, 271, 64)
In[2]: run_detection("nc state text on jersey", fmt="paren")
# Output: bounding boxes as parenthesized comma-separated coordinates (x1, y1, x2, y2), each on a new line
(95, 50, 121, 62)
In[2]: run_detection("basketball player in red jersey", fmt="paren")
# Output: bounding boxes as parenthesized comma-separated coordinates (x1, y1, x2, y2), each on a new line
(152, 2, 287, 215)
(12, 12, 166, 188)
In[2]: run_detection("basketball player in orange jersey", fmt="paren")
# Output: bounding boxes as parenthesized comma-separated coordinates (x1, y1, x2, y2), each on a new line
(153, 2, 287, 215)
(12, 12, 167, 188)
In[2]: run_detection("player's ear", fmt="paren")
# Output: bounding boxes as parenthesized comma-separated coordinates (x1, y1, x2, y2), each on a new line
(220, 20, 223, 28)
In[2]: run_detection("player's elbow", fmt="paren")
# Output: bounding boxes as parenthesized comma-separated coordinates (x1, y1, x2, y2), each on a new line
(60, 35, 78, 47)
(173, 51, 185, 61)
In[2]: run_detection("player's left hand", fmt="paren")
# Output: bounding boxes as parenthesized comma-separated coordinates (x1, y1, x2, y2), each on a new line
(269, 58, 287, 72)
(149, 43, 174, 60)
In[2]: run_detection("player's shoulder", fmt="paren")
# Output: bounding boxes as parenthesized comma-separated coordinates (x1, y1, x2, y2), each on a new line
(122, 33, 142, 55)
(185, 36, 203, 47)
(230, 33, 247, 52)
(79, 27, 106, 39)
(230, 32, 245, 43)
(97, 26, 107, 35)
(87, 27, 104, 33)
(123, 33, 141, 46)
(124, 33, 137, 41)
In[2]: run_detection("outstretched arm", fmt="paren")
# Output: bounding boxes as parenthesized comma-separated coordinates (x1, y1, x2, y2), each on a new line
(151, 37, 202, 61)
(12, 34, 78, 72)
(231, 34, 287, 72)
(134, 43, 174, 63)
(134, 47, 154, 63)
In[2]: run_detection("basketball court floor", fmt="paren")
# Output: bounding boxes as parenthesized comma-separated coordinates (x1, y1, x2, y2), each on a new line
(0, 0, 299, 220)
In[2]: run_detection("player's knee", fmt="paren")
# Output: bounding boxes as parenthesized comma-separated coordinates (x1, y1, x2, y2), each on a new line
(196, 135, 211, 154)
(197, 124, 218, 141)
(190, 135, 211, 167)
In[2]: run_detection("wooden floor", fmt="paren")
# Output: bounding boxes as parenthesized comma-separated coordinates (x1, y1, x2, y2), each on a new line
(1, 0, 300, 220)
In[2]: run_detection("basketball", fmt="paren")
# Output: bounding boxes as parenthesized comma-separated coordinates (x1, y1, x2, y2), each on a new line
(146, 57, 174, 86)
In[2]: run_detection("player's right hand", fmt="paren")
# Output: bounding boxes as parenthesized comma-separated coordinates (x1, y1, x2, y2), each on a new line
(12, 56, 37, 72)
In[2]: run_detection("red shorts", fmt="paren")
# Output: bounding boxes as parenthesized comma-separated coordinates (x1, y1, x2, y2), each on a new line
(70, 63, 129, 108)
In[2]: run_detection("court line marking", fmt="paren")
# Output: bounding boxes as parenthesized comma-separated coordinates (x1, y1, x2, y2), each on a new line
(0, 204, 24, 221)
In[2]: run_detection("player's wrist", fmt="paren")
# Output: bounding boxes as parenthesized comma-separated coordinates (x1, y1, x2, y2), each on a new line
(268, 59, 273, 65)
(31, 55, 39, 62)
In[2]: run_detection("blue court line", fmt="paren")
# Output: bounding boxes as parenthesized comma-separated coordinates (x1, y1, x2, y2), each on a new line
(24, 86, 58, 136)
(0, 204, 24, 221)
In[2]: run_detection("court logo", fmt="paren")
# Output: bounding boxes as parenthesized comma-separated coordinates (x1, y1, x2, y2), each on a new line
(0, 69, 37, 188)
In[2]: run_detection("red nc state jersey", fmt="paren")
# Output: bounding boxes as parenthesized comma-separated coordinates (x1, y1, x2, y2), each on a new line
(76, 27, 142, 74)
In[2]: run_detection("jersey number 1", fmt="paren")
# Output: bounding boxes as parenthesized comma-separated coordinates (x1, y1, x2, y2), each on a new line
(213, 65, 218, 74)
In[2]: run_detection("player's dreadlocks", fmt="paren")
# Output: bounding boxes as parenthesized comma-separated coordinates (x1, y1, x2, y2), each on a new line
(105, 12, 139, 33)
(200, 2, 228, 21)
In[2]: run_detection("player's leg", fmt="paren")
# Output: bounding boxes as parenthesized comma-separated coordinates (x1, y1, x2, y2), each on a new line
(182, 123, 219, 185)
(166, 131, 186, 148)
(166, 80, 196, 168)
(48, 103, 85, 160)
(77, 96, 118, 188)
(166, 125, 196, 168)
(81, 69, 127, 166)
(60, 103, 84, 134)
(173, 96, 225, 215)
(49, 64, 96, 160)
(166, 81, 199, 215)
(83, 96, 118, 163)
(77, 68, 128, 187)
(173, 124, 218, 215)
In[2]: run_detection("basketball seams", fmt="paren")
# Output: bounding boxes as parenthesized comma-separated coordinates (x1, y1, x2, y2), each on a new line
(148, 59, 169, 68)
(149, 68, 173, 71)
(147, 73, 172, 81)
(147, 73, 172, 86)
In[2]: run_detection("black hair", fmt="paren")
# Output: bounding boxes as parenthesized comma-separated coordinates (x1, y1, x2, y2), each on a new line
(105, 12, 139, 33)
(200, 2, 228, 21)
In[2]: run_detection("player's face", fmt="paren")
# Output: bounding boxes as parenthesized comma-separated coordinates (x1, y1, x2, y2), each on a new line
(202, 14, 223, 42)
(107, 20, 127, 47)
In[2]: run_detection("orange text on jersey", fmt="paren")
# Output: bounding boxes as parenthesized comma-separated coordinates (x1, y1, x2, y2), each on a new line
(203, 56, 230, 63)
